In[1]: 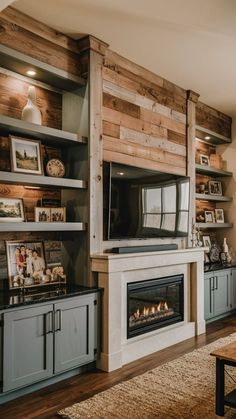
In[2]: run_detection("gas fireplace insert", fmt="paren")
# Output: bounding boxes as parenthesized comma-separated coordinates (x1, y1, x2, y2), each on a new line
(127, 275, 184, 338)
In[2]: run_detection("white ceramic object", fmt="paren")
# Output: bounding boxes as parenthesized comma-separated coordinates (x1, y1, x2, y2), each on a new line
(21, 85, 42, 125)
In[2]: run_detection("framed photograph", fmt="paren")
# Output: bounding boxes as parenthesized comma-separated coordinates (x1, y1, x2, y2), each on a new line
(215, 208, 224, 223)
(204, 210, 215, 223)
(199, 154, 209, 166)
(6, 241, 45, 289)
(51, 207, 66, 222)
(202, 235, 212, 249)
(0, 198, 24, 222)
(209, 181, 222, 196)
(35, 207, 51, 222)
(10, 136, 43, 175)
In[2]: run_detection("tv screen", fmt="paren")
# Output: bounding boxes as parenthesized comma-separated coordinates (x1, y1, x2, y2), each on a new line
(103, 163, 190, 240)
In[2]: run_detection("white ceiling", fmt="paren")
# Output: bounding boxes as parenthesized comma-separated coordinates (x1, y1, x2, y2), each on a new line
(8, 0, 236, 117)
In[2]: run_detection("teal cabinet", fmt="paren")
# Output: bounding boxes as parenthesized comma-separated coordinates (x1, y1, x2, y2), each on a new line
(204, 273, 214, 320)
(230, 268, 236, 310)
(3, 304, 54, 392)
(2, 293, 98, 392)
(214, 270, 230, 316)
(54, 294, 96, 374)
(204, 269, 231, 321)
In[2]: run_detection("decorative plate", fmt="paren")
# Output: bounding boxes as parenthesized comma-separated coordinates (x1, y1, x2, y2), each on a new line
(46, 159, 65, 178)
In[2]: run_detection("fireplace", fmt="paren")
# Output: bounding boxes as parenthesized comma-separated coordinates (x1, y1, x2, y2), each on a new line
(127, 275, 184, 338)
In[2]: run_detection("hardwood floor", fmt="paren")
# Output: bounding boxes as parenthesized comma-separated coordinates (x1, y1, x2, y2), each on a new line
(1, 314, 236, 419)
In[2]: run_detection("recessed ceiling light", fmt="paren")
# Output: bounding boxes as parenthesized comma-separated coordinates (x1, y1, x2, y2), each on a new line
(117, 172, 124, 176)
(26, 69, 36, 77)
(204, 136, 211, 140)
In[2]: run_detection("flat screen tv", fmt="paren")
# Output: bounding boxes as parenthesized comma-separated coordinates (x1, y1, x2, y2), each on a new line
(103, 162, 190, 240)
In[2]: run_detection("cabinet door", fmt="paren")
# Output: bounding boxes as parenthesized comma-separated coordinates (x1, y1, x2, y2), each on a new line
(230, 268, 236, 310)
(3, 304, 54, 392)
(54, 293, 97, 374)
(214, 270, 231, 317)
(204, 273, 214, 320)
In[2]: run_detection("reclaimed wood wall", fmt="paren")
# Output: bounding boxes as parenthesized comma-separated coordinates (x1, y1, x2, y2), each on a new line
(0, 72, 62, 129)
(102, 50, 187, 176)
(196, 101, 232, 138)
(0, 7, 81, 76)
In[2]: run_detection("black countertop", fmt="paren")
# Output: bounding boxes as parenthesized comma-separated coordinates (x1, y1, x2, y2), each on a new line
(204, 262, 236, 273)
(0, 284, 102, 310)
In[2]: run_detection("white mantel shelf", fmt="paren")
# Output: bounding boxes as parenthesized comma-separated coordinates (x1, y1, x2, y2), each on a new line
(91, 247, 207, 273)
(91, 247, 206, 372)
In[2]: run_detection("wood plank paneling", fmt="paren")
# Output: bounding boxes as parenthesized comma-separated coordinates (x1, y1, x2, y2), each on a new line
(196, 101, 232, 138)
(102, 51, 187, 176)
(2, 7, 80, 54)
(0, 72, 62, 129)
(0, 14, 81, 77)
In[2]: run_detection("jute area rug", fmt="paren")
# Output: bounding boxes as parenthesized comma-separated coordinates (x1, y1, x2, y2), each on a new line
(59, 333, 236, 419)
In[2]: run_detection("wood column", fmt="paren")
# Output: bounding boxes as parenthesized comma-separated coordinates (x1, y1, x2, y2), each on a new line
(78, 36, 109, 284)
(186, 90, 200, 247)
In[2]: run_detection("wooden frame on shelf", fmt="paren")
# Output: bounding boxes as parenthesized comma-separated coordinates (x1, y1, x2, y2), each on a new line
(10, 136, 43, 175)
(209, 181, 222, 196)
(199, 154, 209, 166)
(0, 198, 25, 222)
(204, 210, 215, 223)
(215, 208, 224, 224)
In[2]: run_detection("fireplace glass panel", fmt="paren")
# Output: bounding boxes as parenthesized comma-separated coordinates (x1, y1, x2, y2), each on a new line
(127, 275, 184, 338)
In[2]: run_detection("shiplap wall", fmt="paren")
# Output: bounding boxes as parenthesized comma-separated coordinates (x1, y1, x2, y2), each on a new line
(102, 50, 187, 176)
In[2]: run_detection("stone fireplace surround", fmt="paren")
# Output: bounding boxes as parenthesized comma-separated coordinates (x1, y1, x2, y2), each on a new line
(91, 248, 206, 372)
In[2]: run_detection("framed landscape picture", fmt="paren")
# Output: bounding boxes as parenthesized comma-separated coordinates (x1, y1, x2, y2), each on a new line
(10, 136, 43, 175)
(0, 198, 24, 222)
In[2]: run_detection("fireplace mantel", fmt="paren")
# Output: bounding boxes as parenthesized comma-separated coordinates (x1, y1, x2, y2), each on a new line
(91, 247, 206, 372)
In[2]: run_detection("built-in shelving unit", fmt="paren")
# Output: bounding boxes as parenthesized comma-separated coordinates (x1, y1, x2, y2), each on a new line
(195, 125, 231, 145)
(195, 117, 233, 234)
(195, 164, 232, 177)
(0, 115, 87, 145)
(0, 44, 86, 90)
(195, 193, 232, 202)
(0, 222, 86, 232)
(0, 171, 86, 189)
(198, 223, 233, 229)
(0, 41, 89, 287)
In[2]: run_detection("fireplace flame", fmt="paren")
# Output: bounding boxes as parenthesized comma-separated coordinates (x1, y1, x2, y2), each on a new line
(134, 301, 169, 318)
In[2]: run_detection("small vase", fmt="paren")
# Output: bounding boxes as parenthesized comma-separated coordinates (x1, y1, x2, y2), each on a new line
(21, 85, 42, 125)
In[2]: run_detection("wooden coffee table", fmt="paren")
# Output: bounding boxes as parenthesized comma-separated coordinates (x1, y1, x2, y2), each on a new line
(211, 341, 236, 416)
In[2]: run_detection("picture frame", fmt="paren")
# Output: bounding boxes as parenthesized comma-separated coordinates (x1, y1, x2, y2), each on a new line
(10, 136, 43, 175)
(6, 240, 46, 289)
(51, 207, 66, 222)
(0, 198, 25, 222)
(215, 208, 224, 223)
(199, 154, 209, 166)
(202, 235, 212, 249)
(35, 207, 51, 222)
(208, 181, 222, 196)
(204, 210, 215, 223)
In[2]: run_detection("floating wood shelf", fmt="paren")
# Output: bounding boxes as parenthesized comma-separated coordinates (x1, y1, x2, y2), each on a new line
(195, 125, 231, 145)
(195, 193, 232, 202)
(0, 171, 87, 189)
(195, 164, 232, 177)
(0, 115, 87, 145)
(0, 44, 86, 91)
(0, 222, 86, 232)
(198, 223, 233, 229)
